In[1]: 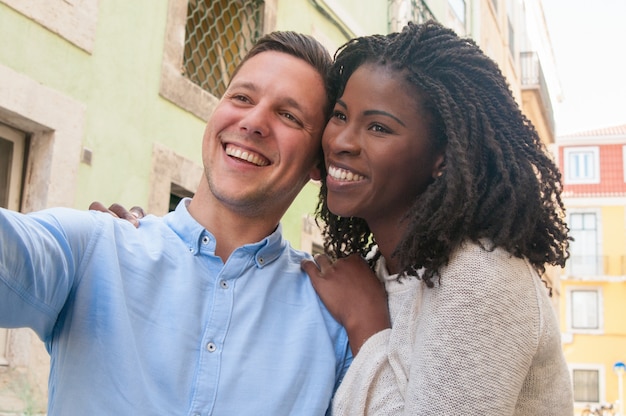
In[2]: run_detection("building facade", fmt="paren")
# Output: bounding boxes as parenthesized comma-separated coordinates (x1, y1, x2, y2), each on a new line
(0, 0, 561, 413)
(557, 124, 626, 415)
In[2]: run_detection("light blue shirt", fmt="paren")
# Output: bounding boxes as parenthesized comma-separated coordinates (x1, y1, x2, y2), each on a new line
(0, 201, 351, 415)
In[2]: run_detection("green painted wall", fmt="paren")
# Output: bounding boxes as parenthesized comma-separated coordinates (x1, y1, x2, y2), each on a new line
(0, 0, 389, 251)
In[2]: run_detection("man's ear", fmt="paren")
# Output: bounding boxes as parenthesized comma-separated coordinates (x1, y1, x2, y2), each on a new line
(309, 165, 322, 181)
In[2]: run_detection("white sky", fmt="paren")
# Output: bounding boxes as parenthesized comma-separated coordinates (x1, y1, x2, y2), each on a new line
(542, 0, 626, 135)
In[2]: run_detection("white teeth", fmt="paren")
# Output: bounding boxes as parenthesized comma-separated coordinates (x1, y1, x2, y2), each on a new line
(225, 145, 269, 166)
(328, 165, 364, 182)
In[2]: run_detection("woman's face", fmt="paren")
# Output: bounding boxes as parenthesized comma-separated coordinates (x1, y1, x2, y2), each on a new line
(322, 63, 444, 228)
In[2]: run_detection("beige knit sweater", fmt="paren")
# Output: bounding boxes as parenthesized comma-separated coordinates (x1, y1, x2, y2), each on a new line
(332, 241, 573, 415)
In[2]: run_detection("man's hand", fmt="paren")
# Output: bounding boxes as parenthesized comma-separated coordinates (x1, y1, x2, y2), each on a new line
(302, 253, 390, 355)
(89, 201, 146, 228)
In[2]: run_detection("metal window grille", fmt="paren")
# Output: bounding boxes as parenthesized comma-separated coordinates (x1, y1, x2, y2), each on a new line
(388, 0, 435, 32)
(183, 0, 264, 98)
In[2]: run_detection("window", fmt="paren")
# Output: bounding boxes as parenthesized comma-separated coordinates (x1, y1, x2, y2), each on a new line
(388, 0, 435, 32)
(183, 0, 264, 98)
(566, 286, 603, 334)
(564, 146, 600, 184)
(0, 123, 27, 211)
(301, 214, 324, 255)
(568, 211, 601, 276)
(506, 0, 515, 58)
(570, 289, 600, 330)
(573, 369, 600, 402)
(622, 145, 626, 182)
(571, 365, 605, 404)
(448, 0, 465, 21)
(447, 0, 466, 35)
(169, 183, 195, 212)
(160, 0, 271, 121)
(148, 143, 203, 216)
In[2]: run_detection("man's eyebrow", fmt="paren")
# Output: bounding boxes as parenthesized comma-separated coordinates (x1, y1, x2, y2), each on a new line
(336, 98, 406, 127)
(283, 97, 306, 114)
(228, 80, 256, 91)
(229, 81, 308, 114)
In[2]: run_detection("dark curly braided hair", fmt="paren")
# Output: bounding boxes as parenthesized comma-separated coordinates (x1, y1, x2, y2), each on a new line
(315, 20, 570, 288)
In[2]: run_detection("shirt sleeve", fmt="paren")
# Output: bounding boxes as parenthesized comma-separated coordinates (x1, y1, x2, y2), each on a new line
(333, 245, 544, 415)
(0, 207, 99, 341)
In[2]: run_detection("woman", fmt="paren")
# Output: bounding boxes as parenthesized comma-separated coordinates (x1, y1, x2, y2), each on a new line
(302, 21, 573, 415)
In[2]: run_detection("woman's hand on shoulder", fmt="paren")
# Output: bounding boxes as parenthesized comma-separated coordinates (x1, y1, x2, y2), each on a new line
(302, 253, 391, 355)
(88, 201, 146, 228)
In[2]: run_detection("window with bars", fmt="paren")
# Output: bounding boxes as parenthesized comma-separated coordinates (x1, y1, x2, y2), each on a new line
(183, 0, 264, 98)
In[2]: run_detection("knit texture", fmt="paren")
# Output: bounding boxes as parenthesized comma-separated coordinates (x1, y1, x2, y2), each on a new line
(332, 241, 573, 415)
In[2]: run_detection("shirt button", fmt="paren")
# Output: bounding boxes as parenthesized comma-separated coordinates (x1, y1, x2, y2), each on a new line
(258, 256, 265, 264)
(202, 236, 210, 244)
(220, 280, 228, 289)
(206, 342, 217, 352)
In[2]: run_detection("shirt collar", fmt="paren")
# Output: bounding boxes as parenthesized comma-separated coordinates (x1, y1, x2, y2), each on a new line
(164, 198, 286, 267)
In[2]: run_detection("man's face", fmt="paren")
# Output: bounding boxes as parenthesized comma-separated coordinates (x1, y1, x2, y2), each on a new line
(201, 51, 327, 218)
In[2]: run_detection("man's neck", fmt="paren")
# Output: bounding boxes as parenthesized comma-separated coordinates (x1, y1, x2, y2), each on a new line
(187, 189, 282, 263)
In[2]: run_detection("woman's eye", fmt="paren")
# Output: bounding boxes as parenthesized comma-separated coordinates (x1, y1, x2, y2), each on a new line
(370, 124, 391, 134)
(332, 110, 346, 121)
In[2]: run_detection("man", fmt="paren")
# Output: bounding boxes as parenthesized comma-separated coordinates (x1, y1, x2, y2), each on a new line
(0, 31, 351, 415)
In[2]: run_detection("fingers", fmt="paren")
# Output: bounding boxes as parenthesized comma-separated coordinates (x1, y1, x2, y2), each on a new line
(129, 206, 146, 219)
(89, 201, 119, 217)
(301, 258, 321, 278)
(301, 253, 333, 277)
(106, 203, 140, 228)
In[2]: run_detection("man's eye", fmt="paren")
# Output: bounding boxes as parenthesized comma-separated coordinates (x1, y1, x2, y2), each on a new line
(282, 112, 303, 126)
(232, 95, 250, 103)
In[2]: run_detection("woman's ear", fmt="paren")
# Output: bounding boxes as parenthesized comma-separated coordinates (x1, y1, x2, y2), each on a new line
(432, 154, 446, 179)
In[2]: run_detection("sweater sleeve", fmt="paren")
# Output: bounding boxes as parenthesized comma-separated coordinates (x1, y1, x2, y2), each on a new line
(333, 244, 547, 415)
(331, 328, 407, 415)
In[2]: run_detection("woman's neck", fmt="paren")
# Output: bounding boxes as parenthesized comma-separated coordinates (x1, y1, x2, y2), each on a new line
(369, 221, 404, 275)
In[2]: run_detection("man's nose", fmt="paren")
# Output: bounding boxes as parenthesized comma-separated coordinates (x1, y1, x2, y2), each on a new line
(238, 104, 269, 137)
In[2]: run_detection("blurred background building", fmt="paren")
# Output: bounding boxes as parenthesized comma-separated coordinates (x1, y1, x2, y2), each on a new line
(556, 124, 626, 416)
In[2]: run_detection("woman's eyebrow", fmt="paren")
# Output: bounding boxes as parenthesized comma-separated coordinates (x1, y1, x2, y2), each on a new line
(363, 110, 405, 127)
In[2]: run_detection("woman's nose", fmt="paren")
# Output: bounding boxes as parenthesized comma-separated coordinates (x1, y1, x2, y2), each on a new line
(324, 125, 360, 155)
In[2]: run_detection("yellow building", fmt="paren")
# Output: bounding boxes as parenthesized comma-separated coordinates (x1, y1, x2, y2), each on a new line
(557, 124, 626, 415)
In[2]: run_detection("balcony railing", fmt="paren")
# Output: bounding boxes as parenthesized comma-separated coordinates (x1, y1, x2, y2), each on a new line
(520, 51, 555, 136)
(566, 254, 626, 278)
